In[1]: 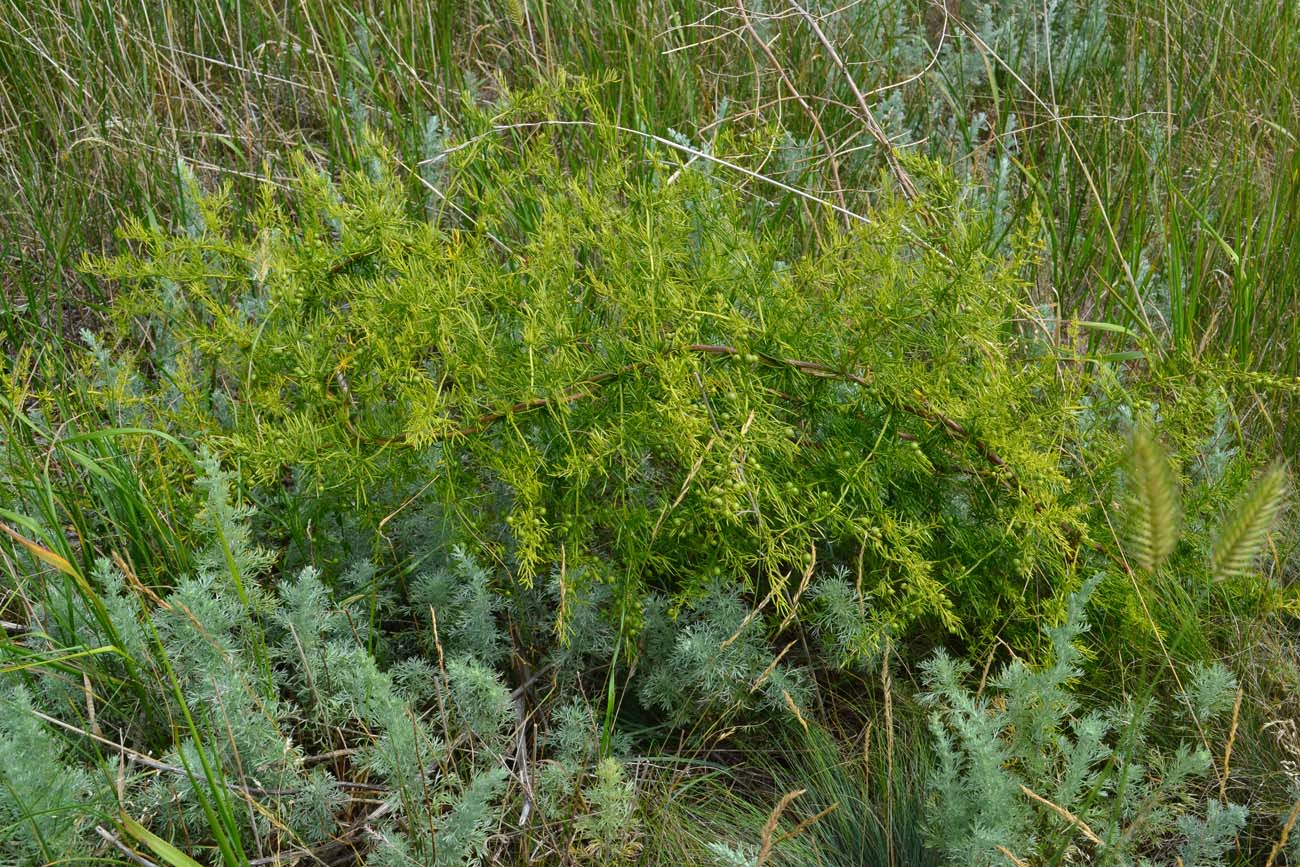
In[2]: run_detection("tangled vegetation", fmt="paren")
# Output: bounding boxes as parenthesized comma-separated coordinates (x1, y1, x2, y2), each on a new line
(2, 1, 1298, 866)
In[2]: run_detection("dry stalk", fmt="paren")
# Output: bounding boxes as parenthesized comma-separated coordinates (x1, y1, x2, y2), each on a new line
(996, 844, 1029, 867)
(883, 637, 896, 867)
(787, 0, 920, 202)
(1020, 783, 1104, 846)
(1220, 687, 1243, 802)
(756, 788, 805, 867)
(735, 0, 850, 223)
(1265, 796, 1300, 867)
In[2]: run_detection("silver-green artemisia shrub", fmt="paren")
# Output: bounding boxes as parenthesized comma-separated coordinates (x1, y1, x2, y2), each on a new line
(1, 453, 657, 864)
(923, 581, 1248, 866)
(922, 575, 1247, 867)
(920, 426, 1288, 867)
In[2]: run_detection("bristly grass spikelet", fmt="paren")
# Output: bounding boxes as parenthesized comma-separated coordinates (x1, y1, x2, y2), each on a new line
(1124, 423, 1180, 574)
(1211, 461, 1288, 581)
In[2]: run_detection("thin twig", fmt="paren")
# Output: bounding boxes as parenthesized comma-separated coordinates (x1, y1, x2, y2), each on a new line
(417, 118, 873, 226)
(95, 826, 159, 867)
(735, 0, 849, 223)
(787, 0, 920, 201)
(863, 1, 949, 99)
(355, 341, 1015, 483)
(1020, 783, 1104, 846)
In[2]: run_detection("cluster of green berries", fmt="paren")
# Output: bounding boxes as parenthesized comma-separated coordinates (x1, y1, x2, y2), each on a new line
(505, 506, 547, 531)
(702, 456, 756, 515)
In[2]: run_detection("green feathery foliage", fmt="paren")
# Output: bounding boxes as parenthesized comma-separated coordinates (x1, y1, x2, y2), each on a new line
(1123, 424, 1181, 574)
(82, 108, 1094, 655)
(1211, 461, 1288, 581)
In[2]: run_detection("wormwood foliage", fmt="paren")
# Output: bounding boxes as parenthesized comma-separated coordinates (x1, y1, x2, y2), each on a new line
(4, 459, 520, 865)
(919, 428, 1290, 867)
(0, 686, 103, 864)
(86, 121, 1089, 649)
(0, 445, 722, 865)
(922, 577, 1246, 867)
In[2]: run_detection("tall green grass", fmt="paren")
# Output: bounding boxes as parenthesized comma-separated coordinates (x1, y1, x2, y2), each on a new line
(3, 0, 1299, 436)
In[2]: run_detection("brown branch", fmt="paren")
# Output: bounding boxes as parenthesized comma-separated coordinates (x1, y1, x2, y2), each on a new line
(900, 395, 1008, 470)
(686, 343, 870, 385)
(458, 363, 640, 436)
(1020, 783, 1104, 847)
(95, 826, 158, 867)
(687, 343, 1008, 470)
(352, 342, 1015, 485)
